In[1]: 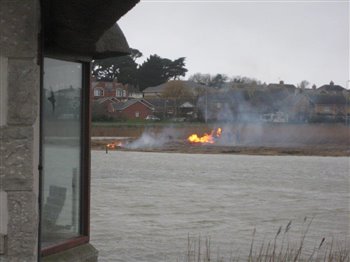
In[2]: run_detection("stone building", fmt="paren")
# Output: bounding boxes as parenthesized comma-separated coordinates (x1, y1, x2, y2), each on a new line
(0, 0, 139, 261)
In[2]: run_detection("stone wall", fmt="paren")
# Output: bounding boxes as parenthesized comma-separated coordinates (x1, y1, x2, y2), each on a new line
(0, 0, 132, 260)
(0, 0, 40, 261)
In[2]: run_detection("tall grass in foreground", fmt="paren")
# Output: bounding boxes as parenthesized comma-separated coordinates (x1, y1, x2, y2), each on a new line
(183, 218, 349, 262)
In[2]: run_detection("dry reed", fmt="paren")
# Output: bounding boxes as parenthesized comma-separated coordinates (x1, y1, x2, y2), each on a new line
(184, 218, 349, 262)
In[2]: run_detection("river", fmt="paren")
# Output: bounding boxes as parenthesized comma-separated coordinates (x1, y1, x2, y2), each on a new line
(90, 151, 349, 262)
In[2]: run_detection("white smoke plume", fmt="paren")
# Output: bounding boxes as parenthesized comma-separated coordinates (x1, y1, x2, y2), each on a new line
(125, 127, 181, 149)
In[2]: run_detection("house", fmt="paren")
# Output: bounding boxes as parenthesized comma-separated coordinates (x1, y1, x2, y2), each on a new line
(142, 83, 165, 98)
(142, 80, 205, 118)
(196, 89, 259, 122)
(91, 79, 129, 100)
(92, 97, 121, 120)
(142, 80, 205, 99)
(109, 99, 155, 120)
(0, 1, 139, 262)
(279, 93, 312, 122)
(267, 80, 297, 94)
(309, 94, 348, 121)
(128, 90, 143, 99)
(141, 97, 175, 118)
(317, 81, 346, 94)
(179, 101, 195, 117)
(261, 111, 289, 123)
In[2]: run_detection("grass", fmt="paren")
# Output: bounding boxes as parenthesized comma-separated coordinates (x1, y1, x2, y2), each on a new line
(92, 122, 349, 145)
(183, 217, 349, 262)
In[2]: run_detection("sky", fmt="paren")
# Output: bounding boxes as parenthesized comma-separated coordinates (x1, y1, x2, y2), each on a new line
(118, 0, 349, 88)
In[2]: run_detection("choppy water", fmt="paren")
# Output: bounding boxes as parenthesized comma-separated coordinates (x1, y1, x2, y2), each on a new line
(90, 151, 349, 262)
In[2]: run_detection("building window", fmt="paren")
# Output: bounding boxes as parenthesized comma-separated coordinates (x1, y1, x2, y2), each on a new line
(135, 111, 140, 118)
(41, 58, 89, 254)
(94, 88, 104, 97)
(116, 88, 123, 97)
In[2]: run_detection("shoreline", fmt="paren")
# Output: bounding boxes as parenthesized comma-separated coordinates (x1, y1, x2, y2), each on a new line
(91, 123, 350, 156)
(91, 139, 350, 157)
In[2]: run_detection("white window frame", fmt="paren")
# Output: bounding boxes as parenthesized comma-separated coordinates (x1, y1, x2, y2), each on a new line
(94, 88, 104, 97)
(116, 88, 123, 97)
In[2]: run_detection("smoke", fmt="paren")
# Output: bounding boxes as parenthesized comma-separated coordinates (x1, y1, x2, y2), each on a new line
(124, 87, 336, 149)
(125, 127, 181, 149)
(196, 90, 265, 146)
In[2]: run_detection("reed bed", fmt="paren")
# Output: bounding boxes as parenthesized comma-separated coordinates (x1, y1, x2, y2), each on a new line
(183, 218, 349, 262)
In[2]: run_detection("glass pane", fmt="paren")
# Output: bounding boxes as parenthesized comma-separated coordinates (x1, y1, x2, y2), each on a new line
(41, 58, 82, 247)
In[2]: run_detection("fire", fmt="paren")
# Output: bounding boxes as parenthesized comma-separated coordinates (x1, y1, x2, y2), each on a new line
(106, 143, 116, 149)
(187, 128, 222, 144)
(106, 141, 124, 150)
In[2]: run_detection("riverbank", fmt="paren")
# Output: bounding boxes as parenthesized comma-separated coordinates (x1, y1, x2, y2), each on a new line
(91, 139, 350, 156)
(91, 123, 350, 156)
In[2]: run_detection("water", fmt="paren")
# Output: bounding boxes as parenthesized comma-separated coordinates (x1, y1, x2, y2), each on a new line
(90, 151, 349, 261)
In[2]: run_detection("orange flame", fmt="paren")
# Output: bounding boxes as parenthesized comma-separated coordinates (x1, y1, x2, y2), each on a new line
(106, 143, 116, 149)
(187, 128, 222, 144)
(106, 141, 124, 149)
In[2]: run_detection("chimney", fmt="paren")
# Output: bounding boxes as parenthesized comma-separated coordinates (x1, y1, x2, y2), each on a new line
(279, 80, 284, 85)
(312, 84, 316, 90)
(330, 81, 334, 86)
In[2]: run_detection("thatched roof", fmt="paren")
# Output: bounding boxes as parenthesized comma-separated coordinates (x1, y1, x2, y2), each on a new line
(43, 0, 139, 59)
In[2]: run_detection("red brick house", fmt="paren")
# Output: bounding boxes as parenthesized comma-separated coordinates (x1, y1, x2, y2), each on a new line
(91, 78, 129, 100)
(91, 97, 121, 120)
(109, 99, 155, 120)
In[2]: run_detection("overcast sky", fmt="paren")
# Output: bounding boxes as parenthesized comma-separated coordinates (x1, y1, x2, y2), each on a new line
(118, 0, 349, 88)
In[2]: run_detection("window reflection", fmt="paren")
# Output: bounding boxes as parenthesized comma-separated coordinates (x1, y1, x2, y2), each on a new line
(41, 58, 82, 247)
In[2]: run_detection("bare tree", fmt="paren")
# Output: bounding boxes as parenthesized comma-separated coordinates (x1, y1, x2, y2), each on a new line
(162, 80, 192, 117)
(188, 73, 212, 86)
(298, 80, 310, 89)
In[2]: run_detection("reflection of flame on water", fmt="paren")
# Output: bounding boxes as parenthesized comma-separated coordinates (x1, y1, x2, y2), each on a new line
(187, 128, 222, 144)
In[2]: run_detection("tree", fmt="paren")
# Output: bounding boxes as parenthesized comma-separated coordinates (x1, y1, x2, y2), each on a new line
(188, 73, 212, 86)
(129, 48, 142, 61)
(92, 48, 142, 84)
(167, 57, 188, 80)
(188, 73, 229, 88)
(93, 49, 188, 91)
(162, 80, 192, 117)
(298, 80, 310, 89)
(210, 74, 228, 88)
(138, 55, 188, 91)
(229, 76, 260, 89)
(137, 55, 169, 90)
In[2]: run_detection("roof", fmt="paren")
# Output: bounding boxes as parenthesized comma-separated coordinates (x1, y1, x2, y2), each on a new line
(143, 80, 207, 94)
(267, 83, 297, 92)
(317, 82, 345, 92)
(112, 99, 154, 111)
(143, 98, 176, 108)
(94, 97, 120, 104)
(309, 94, 347, 105)
(142, 84, 165, 94)
(43, 0, 140, 59)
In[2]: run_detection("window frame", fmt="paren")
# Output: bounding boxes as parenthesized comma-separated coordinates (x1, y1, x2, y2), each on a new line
(39, 57, 91, 257)
(116, 88, 123, 97)
(94, 88, 104, 97)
